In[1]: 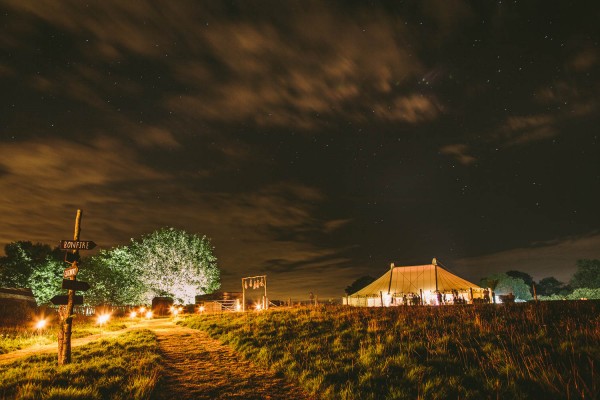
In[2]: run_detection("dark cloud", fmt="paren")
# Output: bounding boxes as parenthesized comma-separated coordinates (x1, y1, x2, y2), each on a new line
(439, 144, 476, 166)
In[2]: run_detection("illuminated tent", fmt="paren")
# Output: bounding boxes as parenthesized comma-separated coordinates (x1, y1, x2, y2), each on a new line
(344, 259, 484, 307)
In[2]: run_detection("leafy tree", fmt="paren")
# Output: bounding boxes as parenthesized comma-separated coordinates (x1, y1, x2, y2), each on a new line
(130, 228, 220, 304)
(27, 257, 64, 304)
(0, 241, 58, 287)
(506, 270, 534, 295)
(536, 277, 565, 296)
(570, 259, 600, 289)
(345, 276, 376, 295)
(78, 247, 146, 306)
(482, 273, 532, 301)
(567, 288, 600, 300)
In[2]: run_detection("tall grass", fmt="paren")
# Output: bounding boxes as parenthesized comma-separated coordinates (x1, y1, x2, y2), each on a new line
(0, 329, 161, 400)
(180, 301, 599, 399)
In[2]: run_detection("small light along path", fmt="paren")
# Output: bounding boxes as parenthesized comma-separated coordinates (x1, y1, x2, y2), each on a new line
(150, 319, 313, 400)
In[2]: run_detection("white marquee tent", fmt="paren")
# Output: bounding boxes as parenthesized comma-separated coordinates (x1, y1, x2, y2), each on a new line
(344, 259, 485, 307)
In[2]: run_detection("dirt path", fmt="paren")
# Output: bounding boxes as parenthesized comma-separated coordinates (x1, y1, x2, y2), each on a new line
(150, 321, 313, 400)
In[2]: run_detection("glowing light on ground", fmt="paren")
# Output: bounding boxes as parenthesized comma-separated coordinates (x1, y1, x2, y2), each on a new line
(145, 310, 153, 319)
(129, 311, 137, 319)
(97, 313, 111, 326)
(34, 318, 48, 330)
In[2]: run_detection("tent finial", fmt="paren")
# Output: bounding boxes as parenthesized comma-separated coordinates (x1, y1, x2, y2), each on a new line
(390, 262, 395, 269)
(432, 257, 437, 266)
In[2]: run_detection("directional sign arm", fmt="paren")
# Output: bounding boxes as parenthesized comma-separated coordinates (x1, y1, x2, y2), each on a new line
(51, 295, 83, 306)
(61, 279, 90, 292)
(59, 240, 97, 250)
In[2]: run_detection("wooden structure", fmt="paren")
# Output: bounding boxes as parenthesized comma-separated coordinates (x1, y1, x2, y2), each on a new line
(241, 275, 267, 311)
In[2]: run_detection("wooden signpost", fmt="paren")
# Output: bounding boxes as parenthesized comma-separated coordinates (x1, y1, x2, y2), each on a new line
(56, 210, 93, 365)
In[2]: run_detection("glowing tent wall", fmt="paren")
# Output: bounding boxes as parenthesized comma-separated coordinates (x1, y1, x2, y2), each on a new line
(344, 263, 484, 307)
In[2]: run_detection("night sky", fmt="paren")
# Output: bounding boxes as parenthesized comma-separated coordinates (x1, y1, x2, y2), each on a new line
(1, 1, 599, 299)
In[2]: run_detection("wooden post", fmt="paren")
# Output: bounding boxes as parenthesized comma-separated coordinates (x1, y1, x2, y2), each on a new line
(242, 278, 245, 312)
(387, 263, 394, 295)
(58, 209, 81, 365)
(264, 275, 268, 310)
(532, 283, 538, 301)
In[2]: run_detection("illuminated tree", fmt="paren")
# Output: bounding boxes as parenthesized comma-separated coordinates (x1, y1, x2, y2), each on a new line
(482, 273, 532, 301)
(506, 270, 534, 295)
(27, 258, 64, 304)
(78, 247, 146, 306)
(0, 241, 56, 288)
(130, 228, 220, 304)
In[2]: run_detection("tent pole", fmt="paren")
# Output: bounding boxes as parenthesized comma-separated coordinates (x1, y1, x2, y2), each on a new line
(387, 263, 395, 294)
(433, 258, 439, 292)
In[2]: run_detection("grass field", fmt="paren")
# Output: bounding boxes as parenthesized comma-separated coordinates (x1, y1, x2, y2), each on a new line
(0, 329, 161, 400)
(179, 301, 600, 400)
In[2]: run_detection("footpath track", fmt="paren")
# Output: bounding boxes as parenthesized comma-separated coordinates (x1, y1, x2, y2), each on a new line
(150, 321, 312, 400)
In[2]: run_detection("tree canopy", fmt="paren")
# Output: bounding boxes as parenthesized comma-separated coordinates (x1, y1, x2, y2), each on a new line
(536, 277, 567, 296)
(78, 246, 145, 306)
(481, 273, 532, 301)
(0, 241, 59, 288)
(0, 242, 64, 304)
(506, 270, 534, 295)
(570, 259, 600, 289)
(128, 228, 220, 304)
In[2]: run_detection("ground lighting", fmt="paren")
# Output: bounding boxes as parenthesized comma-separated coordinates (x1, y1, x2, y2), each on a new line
(34, 318, 48, 330)
(97, 313, 111, 326)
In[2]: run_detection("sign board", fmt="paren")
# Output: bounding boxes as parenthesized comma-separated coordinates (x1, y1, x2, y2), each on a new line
(59, 240, 97, 250)
(61, 279, 90, 292)
(63, 266, 79, 278)
(64, 252, 80, 263)
(50, 295, 83, 306)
